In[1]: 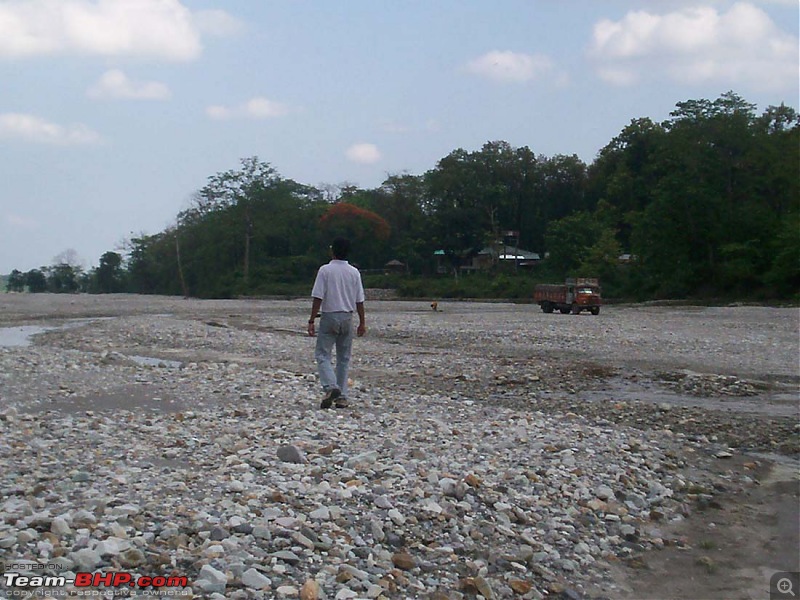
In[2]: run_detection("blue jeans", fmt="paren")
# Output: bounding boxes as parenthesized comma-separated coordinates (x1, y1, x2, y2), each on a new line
(315, 312, 355, 398)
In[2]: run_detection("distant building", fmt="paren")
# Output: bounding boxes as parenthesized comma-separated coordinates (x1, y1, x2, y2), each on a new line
(434, 245, 541, 273)
(384, 259, 406, 274)
(471, 245, 540, 270)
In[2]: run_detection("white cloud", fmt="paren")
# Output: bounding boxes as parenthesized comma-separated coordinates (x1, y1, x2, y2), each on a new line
(193, 9, 244, 37)
(205, 105, 232, 120)
(465, 50, 554, 83)
(424, 119, 442, 133)
(0, 113, 102, 145)
(244, 98, 290, 119)
(346, 143, 381, 164)
(87, 69, 171, 100)
(589, 2, 798, 91)
(0, 0, 238, 61)
(206, 97, 292, 120)
(379, 120, 411, 134)
(378, 118, 442, 134)
(5, 214, 40, 230)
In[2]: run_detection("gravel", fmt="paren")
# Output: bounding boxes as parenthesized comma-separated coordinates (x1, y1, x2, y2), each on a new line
(0, 294, 797, 599)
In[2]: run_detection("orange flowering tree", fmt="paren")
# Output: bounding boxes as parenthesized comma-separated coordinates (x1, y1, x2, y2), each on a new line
(319, 202, 391, 267)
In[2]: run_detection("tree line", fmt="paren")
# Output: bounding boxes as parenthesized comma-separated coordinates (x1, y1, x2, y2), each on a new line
(6, 251, 127, 294)
(6, 92, 799, 300)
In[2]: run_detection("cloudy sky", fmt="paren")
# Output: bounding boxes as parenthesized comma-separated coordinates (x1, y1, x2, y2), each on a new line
(0, 0, 797, 274)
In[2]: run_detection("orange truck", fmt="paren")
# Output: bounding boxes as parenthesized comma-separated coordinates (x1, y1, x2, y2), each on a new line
(534, 278, 602, 315)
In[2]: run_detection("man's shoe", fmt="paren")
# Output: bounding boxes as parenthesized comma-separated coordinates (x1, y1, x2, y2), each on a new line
(320, 388, 341, 409)
(334, 397, 349, 409)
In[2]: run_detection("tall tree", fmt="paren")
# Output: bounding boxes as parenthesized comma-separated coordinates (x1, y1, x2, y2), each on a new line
(95, 251, 126, 293)
(318, 203, 391, 268)
(628, 92, 785, 295)
(25, 269, 47, 293)
(425, 142, 552, 268)
(6, 269, 25, 292)
(46, 264, 80, 293)
(544, 211, 605, 275)
(373, 174, 429, 271)
(192, 157, 282, 285)
(587, 118, 665, 249)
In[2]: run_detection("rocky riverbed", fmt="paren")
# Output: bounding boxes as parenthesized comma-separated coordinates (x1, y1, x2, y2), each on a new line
(0, 294, 798, 599)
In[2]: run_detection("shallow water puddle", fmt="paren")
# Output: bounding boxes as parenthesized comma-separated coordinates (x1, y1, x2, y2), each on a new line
(0, 325, 52, 347)
(0, 319, 103, 347)
(0, 321, 183, 369)
(129, 355, 183, 368)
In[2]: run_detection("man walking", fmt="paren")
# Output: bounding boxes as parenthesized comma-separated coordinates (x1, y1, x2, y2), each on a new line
(308, 238, 366, 409)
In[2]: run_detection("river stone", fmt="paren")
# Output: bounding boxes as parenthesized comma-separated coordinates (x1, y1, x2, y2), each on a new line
(300, 579, 320, 600)
(277, 444, 306, 464)
(197, 564, 227, 594)
(241, 568, 271, 590)
(71, 548, 102, 571)
(272, 550, 302, 565)
(594, 485, 614, 500)
(392, 552, 416, 570)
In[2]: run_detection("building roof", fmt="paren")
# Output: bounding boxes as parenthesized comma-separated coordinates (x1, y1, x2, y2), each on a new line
(479, 245, 540, 261)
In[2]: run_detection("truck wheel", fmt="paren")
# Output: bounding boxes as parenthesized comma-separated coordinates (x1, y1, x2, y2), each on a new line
(542, 302, 554, 313)
(590, 306, 600, 315)
(559, 307, 570, 314)
(571, 304, 581, 314)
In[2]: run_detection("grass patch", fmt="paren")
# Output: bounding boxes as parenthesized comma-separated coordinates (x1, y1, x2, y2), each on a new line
(696, 556, 717, 573)
(698, 540, 716, 551)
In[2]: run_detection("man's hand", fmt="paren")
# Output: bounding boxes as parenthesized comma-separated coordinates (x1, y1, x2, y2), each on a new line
(357, 322, 366, 337)
(309, 297, 322, 337)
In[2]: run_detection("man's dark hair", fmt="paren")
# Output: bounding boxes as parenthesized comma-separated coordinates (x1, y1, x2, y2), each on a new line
(331, 238, 350, 260)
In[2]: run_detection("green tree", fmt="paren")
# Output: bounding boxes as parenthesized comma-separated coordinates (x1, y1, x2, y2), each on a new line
(424, 142, 550, 272)
(125, 234, 171, 294)
(544, 212, 604, 275)
(96, 93, 798, 300)
(623, 92, 796, 297)
(579, 228, 623, 290)
(191, 157, 309, 287)
(175, 157, 323, 296)
(587, 117, 665, 249)
(425, 147, 488, 265)
(95, 251, 126, 293)
(25, 269, 47, 293)
(318, 203, 391, 268)
(373, 174, 430, 272)
(765, 212, 800, 296)
(46, 264, 80, 293)
(6, 269, 25, 292)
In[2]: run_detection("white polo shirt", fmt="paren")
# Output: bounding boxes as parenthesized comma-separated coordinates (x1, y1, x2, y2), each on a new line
(311, 260, 365, 313)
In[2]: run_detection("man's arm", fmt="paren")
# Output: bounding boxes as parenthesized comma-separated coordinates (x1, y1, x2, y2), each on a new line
(356, 301, 366, 337)
(308, 297, 322, 337)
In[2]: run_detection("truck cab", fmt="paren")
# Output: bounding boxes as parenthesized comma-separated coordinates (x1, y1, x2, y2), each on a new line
(569, 280, 602, 315)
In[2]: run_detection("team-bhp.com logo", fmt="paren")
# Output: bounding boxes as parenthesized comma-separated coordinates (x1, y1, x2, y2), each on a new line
(3, 571, 188, 592)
